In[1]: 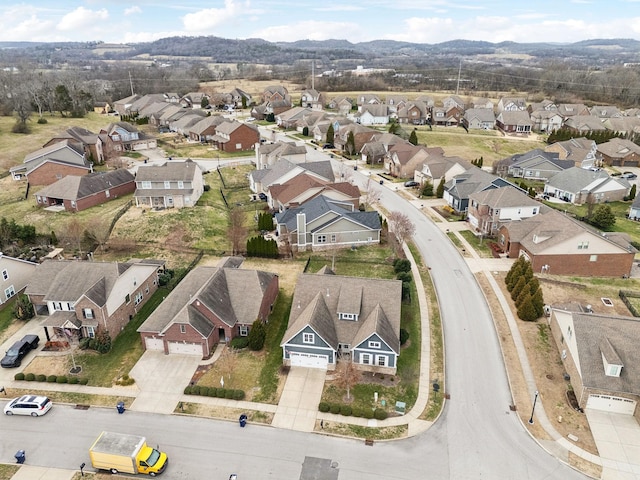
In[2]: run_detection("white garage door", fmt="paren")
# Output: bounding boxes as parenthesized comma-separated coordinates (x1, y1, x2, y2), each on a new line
(290, 352, 328, 369)
(587, 394, 637, 415)
(168, 342, 202, 356)
(145, 337, 164, 351)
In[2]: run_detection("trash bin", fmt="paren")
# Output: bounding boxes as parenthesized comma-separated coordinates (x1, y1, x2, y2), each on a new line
(116, 401, 125, 414)
(14, 450, 25, 464)
(239, 414, 247, 428)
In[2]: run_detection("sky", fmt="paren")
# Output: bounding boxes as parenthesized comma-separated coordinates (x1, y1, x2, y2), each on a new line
(1, 0, 640, 45)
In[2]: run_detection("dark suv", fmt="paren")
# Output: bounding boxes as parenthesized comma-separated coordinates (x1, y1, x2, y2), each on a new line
(1, 334, 39, 368)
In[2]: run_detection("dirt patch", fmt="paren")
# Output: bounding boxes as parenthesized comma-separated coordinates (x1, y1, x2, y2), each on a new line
(23, 354, 70, 376)
(478, 272, 599, 455)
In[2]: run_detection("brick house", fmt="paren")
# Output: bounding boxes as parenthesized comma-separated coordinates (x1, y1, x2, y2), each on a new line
(9, 140, 92, 185)
(211, 120, 259, 152)
(44, 126, 105, 164)
(597, 138, 640, 167)
(497, 207, 635, 277)
(137, 260, 279, 357)
(34, 170, 135, 212)
(24, 259, 163, 342)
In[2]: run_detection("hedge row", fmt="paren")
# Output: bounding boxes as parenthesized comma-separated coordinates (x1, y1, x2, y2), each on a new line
(318, 402, 388, 420)
(14, 372, 88, 385)
(184, 385, 245, 400)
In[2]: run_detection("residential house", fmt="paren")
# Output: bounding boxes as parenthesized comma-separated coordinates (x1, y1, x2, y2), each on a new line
(629, 196, 640, 221)
(385, 95, 408, 113)
(414, 151, 472, 187)
(266, 99, 293, 116)
(496, 111, 532, 135)
(228, 88, 252, 108)
(497, 207, 635, 277)
(44, 126, 105, 164)
(354, 104, 389, 125)
(276, 107, 313, 129)
(0, 254, 37, 306)
(179, 92, 209, 109)
(543, 167, 630, 204)
(397, 101, 430, 125)
(505, 149, 574, 180)
(356, 94, 382, 110)
(597, 138, 640, 167)
(101, 122, 157, 152)
(414, 95, 435, 107)
(333, 123, 377, 153)
(443, 167, 522, 213)
(602, 116, 640, 136)
(127, 94, 168, 116)
(563, 115, 606, 133)
(557, 104, 590, 119)
(527, 100, 556, 113)
(9, 140, 92, 185)
(249, 159, 335, 195)
(301, 89, 324, 110)
(170, 111, 208, 136)
(590, 105, 622, 119)
(467, 186, 541, 236)
(262, 85, 291, 104)
(93, 101, 111, 114)
(138, 261, 279, 357)
(134, 159, 205, 209)
(463, 108, 495, 130)
(211, 120, 259, 152)
(545, 138, 598, 170)
(255, 141, 307, 170)
(497, 97, 527, 112)
(112, 94, 141, 116)
(431, 107, 458, 127)
(327, 96, 353, 115)
(275, 195, 381, 252)
(187, 115, 227, 143)
(34, 170, 135, 212)
(164, 93, 180, 103)
(250, 104, 268, 121)
(443, 95, 465, 111)
(24, 259, 163, 341)
(269, 175, 360, 212)
(385, 143, 433, 178)
(549, 309, 640, 418)
(280, 269, 402, 373)
(530, 109, 564, 133)
(472, 98, 494, 110)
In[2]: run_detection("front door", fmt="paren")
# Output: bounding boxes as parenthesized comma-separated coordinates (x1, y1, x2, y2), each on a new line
(218, 327, 227, 343)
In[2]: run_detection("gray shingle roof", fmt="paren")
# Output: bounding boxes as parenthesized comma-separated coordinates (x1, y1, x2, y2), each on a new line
(545, 166, 609, 192)
(34, 170, 134, 201)
(135, 159, 201, 182)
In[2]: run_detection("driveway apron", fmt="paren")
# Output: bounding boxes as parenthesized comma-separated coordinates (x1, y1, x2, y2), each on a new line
(272, 367, 326, 432)
(129, 351, 201, 414)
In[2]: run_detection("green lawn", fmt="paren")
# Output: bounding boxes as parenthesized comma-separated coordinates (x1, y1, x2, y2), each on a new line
(458, 230, 495, 258)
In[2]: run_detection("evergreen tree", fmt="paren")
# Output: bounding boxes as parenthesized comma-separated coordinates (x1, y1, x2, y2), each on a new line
(409, 129, 418, 146)
(346, 131, 356, 155)
(528, 276, 540, 295)
(247, 319, 266, 351)
(522, 260, 534, 282)
(436, 177, 445, 198)
(511, 276, 527, 301)
(591, 204, 616, 230)
(630, 184, 637, 201)
(515, 284, 530, 308)
(422, 180, 434, 197)
(13, 294, 35, 320)
(517, 294, 538, 321)
(326, 124, 335, 145)
(531, 288, 545, 318)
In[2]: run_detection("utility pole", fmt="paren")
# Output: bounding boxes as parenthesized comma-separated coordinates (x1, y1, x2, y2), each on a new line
(311, 60, 315, 91)
(129, 71, 135, 96)
(455, 59, 462, 95)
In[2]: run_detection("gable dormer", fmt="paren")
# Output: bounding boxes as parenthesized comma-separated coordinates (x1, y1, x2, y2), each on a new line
(336, 284, 362, 321)
(600, 337, 623, 377)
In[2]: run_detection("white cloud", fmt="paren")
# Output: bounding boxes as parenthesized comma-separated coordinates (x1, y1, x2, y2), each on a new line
(124, 6, 142, 16)
(182, 0, 250, 32)
(57, 7, 109, 32)
(251, 21, 364, 42)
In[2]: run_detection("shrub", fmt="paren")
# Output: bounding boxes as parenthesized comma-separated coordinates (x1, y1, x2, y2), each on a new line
(363, 409, 374, 419)
(79, 378, 89, 385)
(225, 389, 235, 399)
(318, 402, 330, 413)
(340, 405, 352, 416)
(47, 375, 57, 383)
(56, 376, 68, 383)
(37, 117, 48, 124)
(36, 374, 46, 382)
(25, 373, 35, 381)
(184, 386, 193, 395)
(230, 337, 249, 349)
(373, 408, 388, 420)
(330, 404, 341, 415)
(400, 328, 410, 345)
(351, 407, 363, 417)
(247, 319, 267, 351)
(14, 372, 25, 381)
(68, 377, 79, 385)
(233, 389, 245, 400)
(393, 258, 411, 273)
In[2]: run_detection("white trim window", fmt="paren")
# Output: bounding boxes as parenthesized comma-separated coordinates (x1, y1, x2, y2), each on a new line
(239, 325, 249, 337)
(317, 235, 327, 244)
(361, 353, 371, 365)
(164, 181, 171, 189)
(376, 355, 387, 367)
(2, 269, 8, 281)
(178, 181, 184, 189)
(368, 340, 381, 349)
(83, 308, 94, 319)
(134, 291, 143, 306)
(4, 285, 15, 299)
(303, 332, 315, 344)
(141, 181, 152, 189)
(180, 324, 186, 334)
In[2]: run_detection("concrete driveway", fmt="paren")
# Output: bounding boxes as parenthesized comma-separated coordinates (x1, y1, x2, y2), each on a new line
(272, 367, 326, 432)
(586, 409, 640, 479)
(129, 350, 201, 414)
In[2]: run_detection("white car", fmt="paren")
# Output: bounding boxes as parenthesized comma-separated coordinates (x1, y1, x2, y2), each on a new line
(4, 395, 52, 417)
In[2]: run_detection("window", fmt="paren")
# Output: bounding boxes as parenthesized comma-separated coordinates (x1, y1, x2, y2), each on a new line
(4, 285, 15, 299)
(86, 326, 95, 338)
(177, 181, 184, 189)
(2, 269, 8, 281)
(317, 235, 327, 244)
(368, 341, 381, 349)
(377, 355, 387, 367)
(105, 189, 110, 198)
(125, 293, 131, 304)
(83, 308, 94, 319)
(134, 291, 143, 306)
(590, 255, 598, 262)
(235, 143, 242, 150)
(303, 332, 314, 344)
(164, 181, 171, 189)
(577, 241, 589, 250)
(180, 324, 186, 334)
(361, 353, 371, 365)
(53, 302, 62, 311)
(331, 234, 336, 243)
(145, 286, 149, 294)
(71, 201, 76, 208)
(340, 313, 356, 320)
(606, 364, 622, 377)
(141, 181, 152, 189)
(239, 325, 248, 336)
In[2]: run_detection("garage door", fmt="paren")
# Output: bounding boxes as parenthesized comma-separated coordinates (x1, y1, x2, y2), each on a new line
(167, 341, 202, 356)
(290, 352, 328, 369)
(587, 394, 637, 415)
(145, 337, 164, 351)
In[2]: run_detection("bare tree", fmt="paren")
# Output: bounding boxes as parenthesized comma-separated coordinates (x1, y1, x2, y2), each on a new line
(334, 357, 361, 401)
(363, 177, 381, 211)
(217, 346, 238, 381)
(228, 207, 247, 255)
(388, 211, 415, 255)
(84, 217, 111, 254)
(64, 218, 86, 257)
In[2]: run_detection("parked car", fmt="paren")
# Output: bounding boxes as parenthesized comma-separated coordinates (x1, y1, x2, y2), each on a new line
(404, 180, 419, 187)
(1, 334, 39, 368)
(4, 395, 52, 416)
(623, 172, 638, 179)
(322, 143, 335, 149)
(258, 192, 267, 201)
